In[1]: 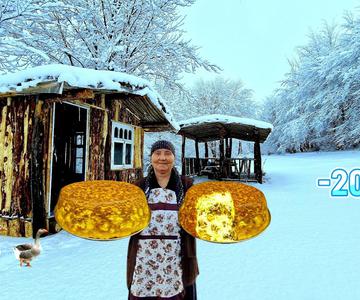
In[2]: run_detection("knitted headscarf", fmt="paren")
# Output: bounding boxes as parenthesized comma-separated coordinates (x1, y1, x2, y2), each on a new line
(150, 140, 175, 156)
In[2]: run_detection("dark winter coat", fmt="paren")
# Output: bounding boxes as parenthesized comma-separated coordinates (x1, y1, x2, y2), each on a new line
(126, 174, 199, 290)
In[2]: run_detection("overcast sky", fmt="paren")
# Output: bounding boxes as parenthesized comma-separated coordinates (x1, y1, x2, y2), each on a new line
(181, 0, 360, 103)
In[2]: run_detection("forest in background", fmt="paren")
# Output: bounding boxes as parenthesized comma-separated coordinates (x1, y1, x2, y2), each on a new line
(260, 13, 360, 154)
(1, 0, 360, 156)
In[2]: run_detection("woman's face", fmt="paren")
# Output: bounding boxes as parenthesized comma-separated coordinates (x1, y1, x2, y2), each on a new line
(151, 149, 175, 176)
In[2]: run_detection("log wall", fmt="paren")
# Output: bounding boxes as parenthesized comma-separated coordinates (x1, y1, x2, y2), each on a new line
(0, 92, 146, 237)
(0, 98, 38, 237)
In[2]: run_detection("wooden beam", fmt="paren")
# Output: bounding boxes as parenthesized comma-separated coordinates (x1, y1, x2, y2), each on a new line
(254, 133, 262, 183)
(177, 122, 272, 144)
(219, 138, 225, 177)
(1, 98, 12, 214)
(177, 127, 198, 141)
(64, 89, 94, 100)
(225, 138, 232, 158)
(30, 98, 47, 237)
(217, 123, 228, 138)
(204, 142, 209, 168)
(141, 123, 174, 132)
(181, 135, 186, 176)
(195, 139, 200, 175)
(219, 139, 224, 160)
(204, 142, 209, 157)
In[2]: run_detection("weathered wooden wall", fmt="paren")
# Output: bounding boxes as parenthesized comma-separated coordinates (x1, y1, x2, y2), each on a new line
(0, 97, 42, 237)
(0, 92, 146, 237)
(87, 94, 144, 183)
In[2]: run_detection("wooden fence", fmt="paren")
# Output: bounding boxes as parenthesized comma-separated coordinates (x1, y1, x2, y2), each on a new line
(183, 157, 258, 181)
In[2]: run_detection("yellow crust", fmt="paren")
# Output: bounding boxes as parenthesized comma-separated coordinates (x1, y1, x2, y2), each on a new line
(179, 181, 270, 243)
(54, 180, 150, 240)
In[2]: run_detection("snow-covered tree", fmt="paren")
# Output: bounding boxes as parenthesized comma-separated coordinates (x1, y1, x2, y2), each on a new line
(261, 20, 354, 153)
(167, 77, 256, 120)
(0, 0, 218, 90)
(0, 0, 53, 70)
(161, 77, 257, 158)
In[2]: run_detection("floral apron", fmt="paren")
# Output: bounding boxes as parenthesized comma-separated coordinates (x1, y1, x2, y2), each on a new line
(130, 188, 184, 298)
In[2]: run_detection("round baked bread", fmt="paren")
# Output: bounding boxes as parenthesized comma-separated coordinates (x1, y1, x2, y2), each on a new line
(54, 180, 150, 240)
(179, 181, 270, 243)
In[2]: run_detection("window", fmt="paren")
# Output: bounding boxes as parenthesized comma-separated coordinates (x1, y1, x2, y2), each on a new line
(75, 132, 85, 174)
(111, 122, 134, 169)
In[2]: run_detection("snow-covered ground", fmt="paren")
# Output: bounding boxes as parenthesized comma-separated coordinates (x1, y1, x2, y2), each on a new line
(1, 150, 359, 300)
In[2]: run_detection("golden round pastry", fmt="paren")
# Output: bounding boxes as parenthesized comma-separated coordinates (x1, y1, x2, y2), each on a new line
(179, 181, 270, 243)
(54, 180, 150, 240)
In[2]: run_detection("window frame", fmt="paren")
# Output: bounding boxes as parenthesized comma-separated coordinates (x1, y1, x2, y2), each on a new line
(111, 121, 134, 170)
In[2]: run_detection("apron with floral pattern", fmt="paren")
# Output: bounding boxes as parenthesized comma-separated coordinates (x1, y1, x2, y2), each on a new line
(130, 187, 184, 298)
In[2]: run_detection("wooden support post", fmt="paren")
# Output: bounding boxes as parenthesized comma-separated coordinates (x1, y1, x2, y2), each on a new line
(229, 138, 233, 158)
(254, 134, 262, 184)
(204, 142, 209, 170)
(219, 139, 224, 160)
(238, 140, 242, 155)
(195, 139, 200, 175)
(30, 98, 47, 238)
(204, 142, 209, 158)
(181, 135, 186, 176)
(224, 138, 231, 176)
(219, 139, 225, 177)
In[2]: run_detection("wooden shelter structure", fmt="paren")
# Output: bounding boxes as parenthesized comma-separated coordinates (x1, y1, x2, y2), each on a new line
(178, 114, 273, 184)
(0, 64, 178, 237)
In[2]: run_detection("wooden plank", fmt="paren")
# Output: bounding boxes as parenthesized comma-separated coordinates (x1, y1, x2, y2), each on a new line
(181, 135, 186, 176)
(195, 139, 200, 175)
(101, 95, 108, 180)
(219, 139, 225, 177)
(88, 95, 106, 180)
(30, 98, 47, 237)
(68, 89, 94, 99)
(134, 127, 143, 169)
(254, 135, 262, 183)
(141, 123, 175, 132)
(0, 98, 8, 212)
(0, 81, 63, 97)
(44, 100, 53, 215)
(24, 100, 36, 218)
(114, 99, 120, 122)
(11, 99, 26, 219)
(3, 97, 13, 214)
(219, 139, 224, 160)
(204, 142, 209, 158)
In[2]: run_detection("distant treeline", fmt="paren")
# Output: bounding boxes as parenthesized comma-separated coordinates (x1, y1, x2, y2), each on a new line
(261, 11, 360, 154)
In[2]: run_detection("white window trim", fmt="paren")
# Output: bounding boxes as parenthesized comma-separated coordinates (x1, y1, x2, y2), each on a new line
(111, 121, 134, 170)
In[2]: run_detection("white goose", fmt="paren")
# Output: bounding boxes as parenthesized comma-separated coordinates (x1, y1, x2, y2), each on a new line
(13, 228, 48, 267)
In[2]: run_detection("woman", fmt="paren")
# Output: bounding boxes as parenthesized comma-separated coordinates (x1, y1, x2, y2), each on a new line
(127, 140, 199, 300)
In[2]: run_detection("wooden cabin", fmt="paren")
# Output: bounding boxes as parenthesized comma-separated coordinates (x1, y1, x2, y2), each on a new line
(178, 114, 273, 183)
(0, 64, 178, 237)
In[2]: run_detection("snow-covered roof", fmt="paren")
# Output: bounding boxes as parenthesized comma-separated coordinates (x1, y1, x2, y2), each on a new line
(178, 114, 273, 143)
(0, 64, 179, 131)
(179, 114, 273, 130)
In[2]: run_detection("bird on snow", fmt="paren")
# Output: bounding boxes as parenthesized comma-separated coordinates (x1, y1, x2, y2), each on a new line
(13, 228, 48, 267)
